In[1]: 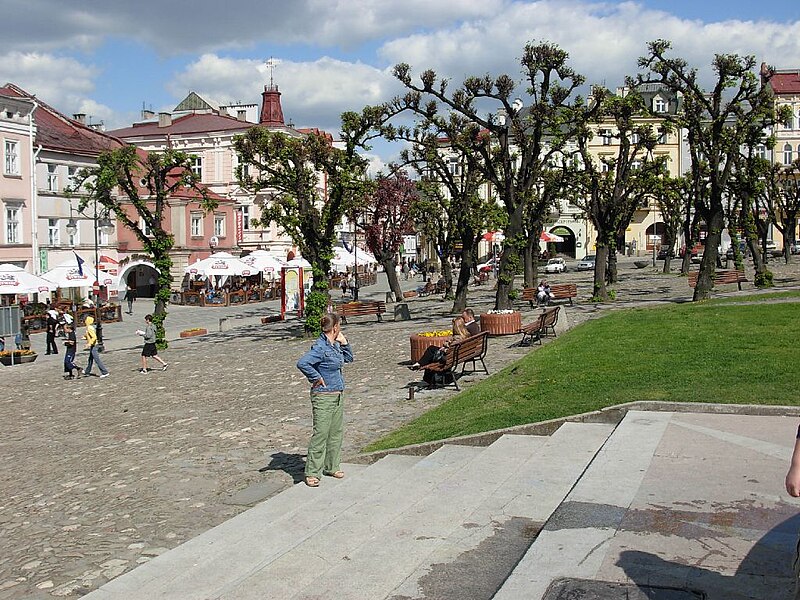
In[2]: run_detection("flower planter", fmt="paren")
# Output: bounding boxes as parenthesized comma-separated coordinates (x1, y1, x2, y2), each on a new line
(409, 334, 452, 363)
(179, 328, 207, 338)
(480, 311, 522, 336)
(0, 352, 38, 366)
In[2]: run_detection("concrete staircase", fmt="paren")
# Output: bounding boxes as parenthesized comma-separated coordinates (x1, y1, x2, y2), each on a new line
(83, 421, 616, 600)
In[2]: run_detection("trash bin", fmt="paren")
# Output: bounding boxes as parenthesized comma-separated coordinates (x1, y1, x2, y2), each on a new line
(394, 303, 411, 321)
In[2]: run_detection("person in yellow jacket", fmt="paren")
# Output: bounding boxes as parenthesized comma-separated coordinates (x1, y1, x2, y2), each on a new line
(83, 316, 109, 378)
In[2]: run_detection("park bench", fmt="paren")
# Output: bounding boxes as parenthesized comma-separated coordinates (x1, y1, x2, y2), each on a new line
(473, 271, 489, 285)
(417, 282, 436, 297)
(687, 269, 747, 291)
(402, 290, 418, 299)
(517, 306, 560, 346)
(522, 283, 577, 307)
(334, 300, 386, 324)
(422, 332, 489, 390)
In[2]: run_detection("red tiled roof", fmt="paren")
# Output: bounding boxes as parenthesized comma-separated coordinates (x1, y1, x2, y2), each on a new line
(770, 72, 800, 94)
(0, 83, 125, 156)
(109, 112, 254, 138)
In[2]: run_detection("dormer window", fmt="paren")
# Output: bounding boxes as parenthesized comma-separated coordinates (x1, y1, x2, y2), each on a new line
(653, 97, 667, 113)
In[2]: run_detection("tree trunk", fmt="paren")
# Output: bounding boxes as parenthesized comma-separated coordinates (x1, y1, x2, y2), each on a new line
(381, 256, 403, 300)
(692, 210, 724, 301)
(451, 258, 472, 313)
(661, 235, 675, 274)
(440, 257, 453, 299)
(746, 238, 767, 283)
(606, 249, 618, 284)
(523, 232, 537, 288)
(495, 213, 523, 310)
(593, 244, 610, 300)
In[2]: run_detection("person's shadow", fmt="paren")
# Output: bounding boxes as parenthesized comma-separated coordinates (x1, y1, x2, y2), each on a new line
(259, 452, 306, 484)
(615, 510, 800, 599)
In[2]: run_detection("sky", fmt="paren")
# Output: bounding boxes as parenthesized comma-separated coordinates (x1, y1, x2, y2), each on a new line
(2, 0, 799, 168)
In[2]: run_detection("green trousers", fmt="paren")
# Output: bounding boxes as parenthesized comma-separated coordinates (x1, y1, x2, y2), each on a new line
(305, 391, 344, 478)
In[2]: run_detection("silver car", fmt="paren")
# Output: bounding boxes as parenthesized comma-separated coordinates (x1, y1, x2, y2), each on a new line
(576, 255, 595, 271)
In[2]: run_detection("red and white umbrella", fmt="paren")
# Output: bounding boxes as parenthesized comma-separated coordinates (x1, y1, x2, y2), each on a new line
(482, 231, 505, 243)
(540, 231, 565, 243)
(0, 264, 56, 294)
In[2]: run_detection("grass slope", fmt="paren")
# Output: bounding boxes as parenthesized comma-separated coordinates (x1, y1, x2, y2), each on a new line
(365, 299, 800, 452)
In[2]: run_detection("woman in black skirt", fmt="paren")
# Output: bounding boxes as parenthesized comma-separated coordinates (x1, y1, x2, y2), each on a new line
(136, 314, 168, 373)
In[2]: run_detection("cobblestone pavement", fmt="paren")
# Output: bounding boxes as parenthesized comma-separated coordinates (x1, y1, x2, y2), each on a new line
(2, 256, 799, 598)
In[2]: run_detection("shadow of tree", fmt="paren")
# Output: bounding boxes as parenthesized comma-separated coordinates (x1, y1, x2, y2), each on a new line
(259, 452, 306, 485)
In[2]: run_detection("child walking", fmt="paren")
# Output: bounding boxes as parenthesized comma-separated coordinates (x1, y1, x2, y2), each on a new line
(63, 324, 80, 379)
(136, 314, 168, 373)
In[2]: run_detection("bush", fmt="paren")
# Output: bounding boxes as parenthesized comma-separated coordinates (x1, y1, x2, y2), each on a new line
(754, 270, 774, 288)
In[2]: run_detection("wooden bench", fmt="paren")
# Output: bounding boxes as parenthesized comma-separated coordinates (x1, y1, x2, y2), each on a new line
(422, 332, 489, 390)
(522, 284, 577, 307)
(417, 283, 436, 297)
(334, 300, 386, 323)
(518, 306, 560, 345)
(687, 269, 747, 291)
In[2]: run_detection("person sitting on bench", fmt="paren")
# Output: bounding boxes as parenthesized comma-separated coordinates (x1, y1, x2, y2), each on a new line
(537, 280, 552, 306)
(410, 317, 469, 370)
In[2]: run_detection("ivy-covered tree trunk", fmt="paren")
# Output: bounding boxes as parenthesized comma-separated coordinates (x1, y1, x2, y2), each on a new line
(496, 212, 524, 310)
(593, 244, 611, 300)
(151, 249, 173, 347)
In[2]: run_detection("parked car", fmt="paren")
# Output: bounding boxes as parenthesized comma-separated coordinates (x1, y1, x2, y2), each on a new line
(791, 242, 800, 255)
(576, 255, 596, 271)
(543, 257, 567, 273)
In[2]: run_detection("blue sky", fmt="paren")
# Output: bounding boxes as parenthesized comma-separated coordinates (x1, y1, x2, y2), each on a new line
(2, 0, 799, 166)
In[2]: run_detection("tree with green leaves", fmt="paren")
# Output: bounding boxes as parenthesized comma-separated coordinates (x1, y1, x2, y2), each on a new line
(393, 41, 594, 309)
(362, 171, 416, 301)
(72, 145, 214, 347)
(234, 107, 388, 333)
(776, 159, 800, 260)
(567, 86, 665, 300)
(652, 174, 686, 274)
(638, 40, 783, 300)
(392, 113, 500, 311)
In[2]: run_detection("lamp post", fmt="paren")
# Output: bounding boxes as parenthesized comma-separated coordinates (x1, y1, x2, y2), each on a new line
(66, 198, 114, 351)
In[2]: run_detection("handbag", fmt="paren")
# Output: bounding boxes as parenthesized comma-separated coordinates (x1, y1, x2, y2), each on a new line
(432, 347, 447, 363)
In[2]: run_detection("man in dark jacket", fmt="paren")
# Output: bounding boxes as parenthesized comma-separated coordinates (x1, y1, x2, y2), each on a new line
(461, 308, 480, 336)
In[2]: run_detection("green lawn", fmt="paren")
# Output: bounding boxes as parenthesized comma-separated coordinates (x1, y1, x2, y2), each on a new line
(364, 297, 800, 452)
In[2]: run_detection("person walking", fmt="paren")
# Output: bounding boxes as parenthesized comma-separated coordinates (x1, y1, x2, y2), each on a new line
(62, 323, 80, 379)
(296, 313, 353, 488)
(125, 283, 136, 314)
(45, 310, 59, 355)
(136, 314, 168, 373)
(82, 316, 109, 378)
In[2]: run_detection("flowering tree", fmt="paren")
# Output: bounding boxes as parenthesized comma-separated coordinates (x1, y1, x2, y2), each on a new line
(363, 171, 417, 301)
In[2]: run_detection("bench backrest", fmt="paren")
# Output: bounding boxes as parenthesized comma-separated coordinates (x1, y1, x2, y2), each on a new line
(549, 284, 577, 297)
(453, 331, 489, 364)
(336, 301, 386, 315)
(522, 288, 536, 301)
(687, 270, 746, 287)
(542, 306, 560, 328)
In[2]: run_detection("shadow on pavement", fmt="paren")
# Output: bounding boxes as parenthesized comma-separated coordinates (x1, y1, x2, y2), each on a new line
(259, 452, 307, 485)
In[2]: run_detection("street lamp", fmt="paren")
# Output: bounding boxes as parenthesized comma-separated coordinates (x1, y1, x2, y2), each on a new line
(66, 199, 115, 351)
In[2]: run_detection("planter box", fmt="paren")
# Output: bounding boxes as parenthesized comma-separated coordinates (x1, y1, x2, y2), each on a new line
(0, 353, 38, 366)
(409, 334, 452, 363)
(480, 311, 522, 336)
(402, 290, 418, 299)
(179, 328, 207, 338)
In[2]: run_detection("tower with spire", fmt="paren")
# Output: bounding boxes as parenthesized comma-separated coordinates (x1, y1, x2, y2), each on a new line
(259, 57, 285, 126)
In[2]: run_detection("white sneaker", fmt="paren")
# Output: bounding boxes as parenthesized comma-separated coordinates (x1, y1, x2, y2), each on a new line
(100, 373, 110, 378)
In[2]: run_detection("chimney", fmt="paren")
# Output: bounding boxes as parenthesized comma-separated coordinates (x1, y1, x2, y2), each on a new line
(259, 84, 285, 126)
(158, 112, 172, 128)
(73, 113, 86, 124)
(142, 109, 156, 119)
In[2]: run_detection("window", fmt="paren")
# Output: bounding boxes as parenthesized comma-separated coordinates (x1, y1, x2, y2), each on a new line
(5, 204, 20, 243)
(140, 217, 153, 237)
(47, 164, 58, 191)
(653, 97, 667, 113)
(601, 130, 612, 145)
(447, 157, 461, 176)
(68, 221, 79, 247)
(214, 214, 225, 237)
(241, 205, 250, 230)
(48, 218, 60, 246)
(99, 227, 110, 246)
(68, 166, 79, 189)
(657, 130, 668, 145)
(629, 132, 639, 144)
(784, 143, 793, 165)
(4, 139, 20, 175)
(190, 156, 203, 180)
(190, 213, 203, 237)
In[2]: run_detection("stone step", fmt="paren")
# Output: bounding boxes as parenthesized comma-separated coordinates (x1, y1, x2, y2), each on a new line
(214, 443, 490, 599)
(493, 411, 672, 600)
(386, 422, 616, 600)
(81, 454, 419, 600)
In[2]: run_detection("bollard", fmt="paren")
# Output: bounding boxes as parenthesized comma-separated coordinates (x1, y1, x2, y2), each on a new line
(408, 386, 415, 401)
(394, 303, 411, 321)
(219, 317, 228, 332)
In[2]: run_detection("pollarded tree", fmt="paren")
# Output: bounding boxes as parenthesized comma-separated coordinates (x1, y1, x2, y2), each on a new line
(568, 87, 665, 300)
(652, 174, 686, 274)
(362, 171, 416, 301)
(777, 159, 800, 258)
(234, 106, 389, 333)
(393, 41, 595, 310)
(74, 145, 215, 347)
(638, 41, 782, 300)
(394, 114, 499, 311)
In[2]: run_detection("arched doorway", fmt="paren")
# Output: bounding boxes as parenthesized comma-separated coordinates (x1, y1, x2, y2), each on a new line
(118, 260, 160, 299)
(550, 226, 577, 258)
(645, 222, 666, 251)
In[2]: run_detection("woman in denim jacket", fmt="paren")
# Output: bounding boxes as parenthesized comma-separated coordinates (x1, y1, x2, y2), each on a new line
(296, 313, 354, 487)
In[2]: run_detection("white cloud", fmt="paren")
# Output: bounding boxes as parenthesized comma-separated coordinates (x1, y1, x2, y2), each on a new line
(0, 52, 98, 107)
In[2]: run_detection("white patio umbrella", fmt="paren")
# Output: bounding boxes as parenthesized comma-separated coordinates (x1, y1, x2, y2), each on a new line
(185, 255, 253, 277)
(285, 257, 312, 268)
(42, 258, 119, 289)
(0, 264, 57, 294)
(240, 251, 285, 274)
(540, 231, 565, 243)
